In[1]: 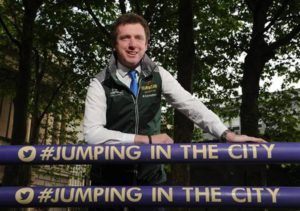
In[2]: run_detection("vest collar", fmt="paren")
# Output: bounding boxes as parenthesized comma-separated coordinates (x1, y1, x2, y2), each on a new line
(107, 53, 158, 79)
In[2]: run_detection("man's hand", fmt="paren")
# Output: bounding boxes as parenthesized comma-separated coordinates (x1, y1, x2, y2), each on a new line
(224, 131, 266, 143)
(134, 133, 174, 144)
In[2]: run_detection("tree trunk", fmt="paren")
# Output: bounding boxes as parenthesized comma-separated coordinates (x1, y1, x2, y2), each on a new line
(171, 2, 195, 210)
(2, 0, 43, 189)
(119, 0, 127, 14)
(241, 0, 272, 137)
(241, 50, 266, 137)
(30, 50, 46, 145)
(171, 0, 194, 191)
(240, 3, 271, 211)
(241, 43, 268, 199)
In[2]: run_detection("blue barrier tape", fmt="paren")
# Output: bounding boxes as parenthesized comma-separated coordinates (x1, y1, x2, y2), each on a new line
(0, 186, 299, 208)
(0, 143, 299, 164)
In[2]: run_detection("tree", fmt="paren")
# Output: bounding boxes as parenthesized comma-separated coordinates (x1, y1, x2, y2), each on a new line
(241, 0, 300, 136)
(171, 0, 194, 191)
(190, 1, 299, 139)
(240, 1, 300, 193)
(0, 0, 114, 187)
(2, 0, 43, 187)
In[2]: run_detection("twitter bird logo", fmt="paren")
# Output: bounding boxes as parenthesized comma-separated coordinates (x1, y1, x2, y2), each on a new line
(18, 146, 36, 162)
(15, 188, 34, 205)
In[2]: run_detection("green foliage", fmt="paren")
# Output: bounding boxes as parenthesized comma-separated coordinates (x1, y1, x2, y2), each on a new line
(0, 1, 21, 95)
(192, 1, 247, 117)
(160, 99, 174, 137)
(191, 128, 203, 142)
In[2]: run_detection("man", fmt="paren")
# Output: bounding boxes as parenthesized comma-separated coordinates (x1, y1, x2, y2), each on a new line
(84, 13, 265, 211)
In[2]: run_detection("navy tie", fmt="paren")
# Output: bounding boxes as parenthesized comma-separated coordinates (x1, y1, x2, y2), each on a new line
(128, 69, 138, 96)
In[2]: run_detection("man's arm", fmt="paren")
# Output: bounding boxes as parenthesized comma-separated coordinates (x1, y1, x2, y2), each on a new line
(160, 67, 227, 138)
(159, 67, 265, 143)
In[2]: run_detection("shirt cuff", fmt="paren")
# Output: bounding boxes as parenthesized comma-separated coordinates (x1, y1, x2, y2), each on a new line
(121, 133, 136, 144)
(216, 125, 229, 139)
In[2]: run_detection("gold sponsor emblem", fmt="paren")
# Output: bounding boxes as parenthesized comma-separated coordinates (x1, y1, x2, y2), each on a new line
(141, 84, 158, 91)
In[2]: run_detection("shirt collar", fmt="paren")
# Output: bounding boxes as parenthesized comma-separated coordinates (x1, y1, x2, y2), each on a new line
(117, 62, 141, 78)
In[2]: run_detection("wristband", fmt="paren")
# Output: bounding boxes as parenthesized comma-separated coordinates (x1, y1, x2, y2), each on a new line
(148, 135, 152, 144)
(220, 130, 231, 142)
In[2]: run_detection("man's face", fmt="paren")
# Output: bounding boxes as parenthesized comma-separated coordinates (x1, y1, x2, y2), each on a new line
(114, 23, 148, 69)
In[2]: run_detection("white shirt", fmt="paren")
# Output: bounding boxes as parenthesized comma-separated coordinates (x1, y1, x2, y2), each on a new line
(84, 63, 228, 145)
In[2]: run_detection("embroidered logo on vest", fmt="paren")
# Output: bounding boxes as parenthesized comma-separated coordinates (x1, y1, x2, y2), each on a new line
(141, 82, 158, 98)
(110, 88, 124, 97)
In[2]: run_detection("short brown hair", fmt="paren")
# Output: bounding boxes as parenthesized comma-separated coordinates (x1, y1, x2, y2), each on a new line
(111, 13, 150, 46)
